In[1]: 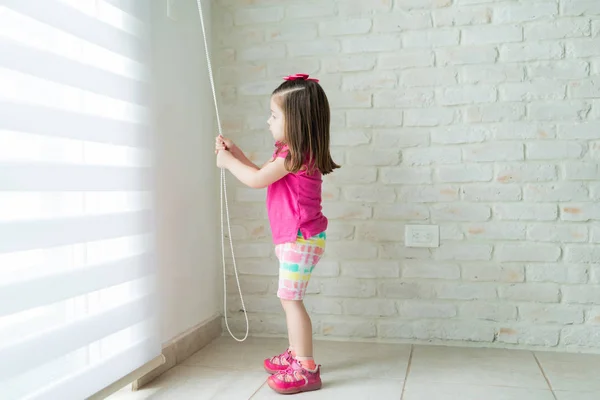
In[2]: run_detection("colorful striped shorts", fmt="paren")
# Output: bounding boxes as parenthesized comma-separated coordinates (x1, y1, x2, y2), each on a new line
(275, 231, 326, 301)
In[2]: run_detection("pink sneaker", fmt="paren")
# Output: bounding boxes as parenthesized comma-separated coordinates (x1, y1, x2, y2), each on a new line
(264, 349, 294, 374)
(267, 359, 322, 394)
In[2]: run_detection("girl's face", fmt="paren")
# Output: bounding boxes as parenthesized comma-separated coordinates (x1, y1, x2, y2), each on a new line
(267, 97, 285, 143)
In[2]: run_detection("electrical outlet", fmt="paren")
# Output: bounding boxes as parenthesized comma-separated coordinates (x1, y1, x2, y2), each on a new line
(405, 225, 439, 248)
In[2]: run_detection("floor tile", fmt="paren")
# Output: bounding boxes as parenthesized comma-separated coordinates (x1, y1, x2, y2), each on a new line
(554, 391, 600, 400)
(535, 351, 600, 392)
(251, 377, 404, 400)
(403, 382, 555, 400)
(409, 345, 548, 389)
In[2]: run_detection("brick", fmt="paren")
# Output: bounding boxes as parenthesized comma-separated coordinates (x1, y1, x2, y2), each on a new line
(323, 223, 354, 240)
(463, 142, 524, 162)
(405, 108, 457, 126)
(498, 244, 561, 262)
(435, 282, 497, 300)
(347, 149, 400, 166)
(374, 11, 432, 32)
(323, 56, 375, 74)
(321, 279, 377, 298)
(527, 101, 591, 121)
(499, 283, 560, 303)
(403, 147, 461, 165)
(561, 204, 600, 221)
(570, 78, 600, 99)
(465, 103, 526, 123)
(319, 18, 372, 36)
(434, 243, 493, 261)
(405, 320, 496, 342)
(234, 6, 283, 25)
(565, 246, 600, 263)
(356, 222, 406, 241)
(460, 64, 525, 84)
(266, 58, 319, 76)
(495, 163, 557, 183)
(401, 67, 458, 87)
(464, 222, 526, 240)
(337, 0, 393, 16)
(431, 125, 488, 144)
(266, 24, 318, 42)
(344, 186, 396, 203)
(436, 46, 498, 66)
(219, 65, 266, 84)
(436, 165, 493, 183)
(462, 25, 523, 45)
(381, 167, 432, 184)
(311, 261, 341, 278)
(497, 326, 560, 347)
(286, 3, 335, 19)
(495, 204, 558, 221)
(502, 42, 565, 63)
(500, 80, 566, 102)
(380, 244, 432, 260)
(462, 185, 522, 202)
(375, 204, 429, 221)
(527, 141, 585, 160)
(326, 166, 377, 185)
(378, 50, 434, 70)
(373, 128, 430, 148)
(342, 35, 401, 53)
(587, 309, 600, 324)
(322, 202, 373, 220)
(528, 223, 588, 243)
(457, 0, 495, 3)
(563, 285, 600, 304)
(331, 130, 370, 146)
(403, 29, 460, 48)
(525, 182, 588, 201)
(379, 281, 436, 299)
(591, 182, 600, 201)
(233, 243, 273, 258)
(341, 261, 400, 278)
(462, 264, 525, 283)
(288, 40, 341, 57)
(525, 18, 591, 40)
(395, 0, 453, 10)
(493, 122, 556, 140)
(229, 203, 266, 220)
(528, 61, 590, 81)
(561, 0, 600, 16)
(440, 224, 464, 240)
(432, 204, 491, 221)
(433, 6, 491, 26)
(526, 264, 589, 284)
(217, 27, 264, 48)
(437, 85, 497, 105)
(342, 72, 397, 90)
(236, 188, 266, 202)
(403, 260, 460, 279)
(565, 38, 600, 58)
(374, 88, 434, 108)
(398, 185, 459, 202)
(494, 2, 558, 24)
(328, 91, 372, 109)
(238, 43, 285, 61)
(321, 317, 376, 338)
(558, 122, 600, 139)
(397, 301, 457, 318)
(592, 225, 600, 243)
(342, 299, 397, 317)
(303, 297, 343, 315)
(460, 303, 517, 322)
(561, 326, 600, 347)
(347, 109, 403, 128)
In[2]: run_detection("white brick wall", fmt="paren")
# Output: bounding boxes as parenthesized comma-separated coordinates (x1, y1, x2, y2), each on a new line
(215, 0, 600, 350)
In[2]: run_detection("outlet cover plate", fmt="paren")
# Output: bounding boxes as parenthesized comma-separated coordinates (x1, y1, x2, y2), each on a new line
(405, 225, 439, 248)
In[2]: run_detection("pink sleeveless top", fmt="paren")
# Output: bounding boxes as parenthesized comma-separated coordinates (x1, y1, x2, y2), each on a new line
(266, 143, 328, 245)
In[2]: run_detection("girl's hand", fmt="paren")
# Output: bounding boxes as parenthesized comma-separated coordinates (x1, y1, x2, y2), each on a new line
(216, 149, 234, 169)
(215, 135, 236, 155)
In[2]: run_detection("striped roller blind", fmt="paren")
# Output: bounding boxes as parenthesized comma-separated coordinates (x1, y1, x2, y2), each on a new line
(0, 0, 161, 398)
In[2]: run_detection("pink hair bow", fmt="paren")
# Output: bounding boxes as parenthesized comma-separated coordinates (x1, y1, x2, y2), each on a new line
(283, 73, 319, 83)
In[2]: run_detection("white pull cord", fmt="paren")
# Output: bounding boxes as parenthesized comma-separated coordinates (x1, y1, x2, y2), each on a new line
(194, 0, 249, 342)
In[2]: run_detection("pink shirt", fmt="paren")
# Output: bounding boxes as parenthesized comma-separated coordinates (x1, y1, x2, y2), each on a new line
(266, 143, 328, 245)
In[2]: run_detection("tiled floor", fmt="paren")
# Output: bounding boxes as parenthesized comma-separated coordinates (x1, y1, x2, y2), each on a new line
(110, 336, 600, 400)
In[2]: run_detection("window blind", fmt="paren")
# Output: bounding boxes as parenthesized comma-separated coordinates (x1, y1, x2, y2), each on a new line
(0, 1, 161, 398)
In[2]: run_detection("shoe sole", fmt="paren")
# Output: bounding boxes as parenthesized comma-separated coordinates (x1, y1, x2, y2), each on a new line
(267, 379, 322, 394)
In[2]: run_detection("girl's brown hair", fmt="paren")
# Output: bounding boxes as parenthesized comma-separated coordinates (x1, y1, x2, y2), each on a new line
(272, 79, 340, 175)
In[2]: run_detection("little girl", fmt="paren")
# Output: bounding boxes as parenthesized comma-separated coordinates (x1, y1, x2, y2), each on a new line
(215, 73, 339, 394)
